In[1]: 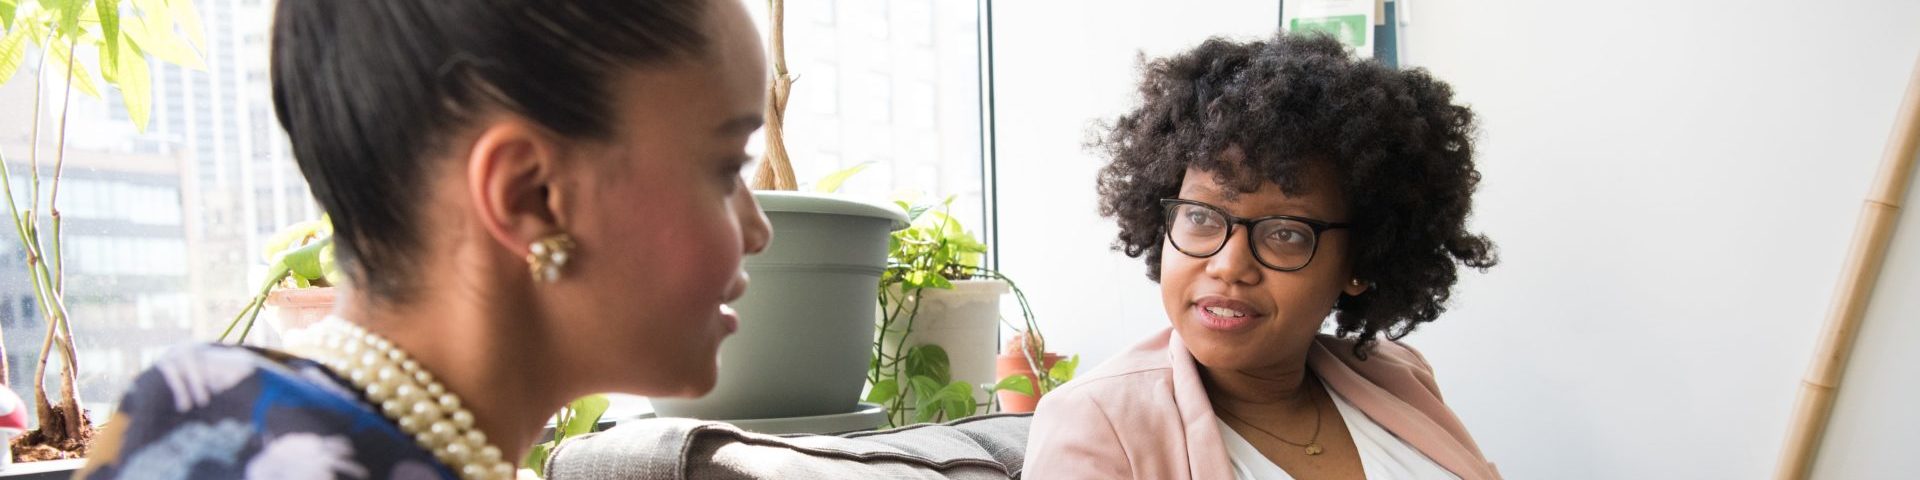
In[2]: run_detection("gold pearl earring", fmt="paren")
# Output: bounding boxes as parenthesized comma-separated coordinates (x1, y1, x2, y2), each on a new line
(1350, 279, 1365, 287)
(528, 233, 576, 283)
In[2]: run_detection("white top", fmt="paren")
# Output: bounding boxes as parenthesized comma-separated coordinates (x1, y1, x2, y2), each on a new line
(1218, 383, 1460, 480)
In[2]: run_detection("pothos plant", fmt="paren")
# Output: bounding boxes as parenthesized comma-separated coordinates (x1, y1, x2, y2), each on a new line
(864, 196, 1077, 426)
(0, 0, 205, 461)
(218, 217, 339, 343)
(522, 394, 607, 478)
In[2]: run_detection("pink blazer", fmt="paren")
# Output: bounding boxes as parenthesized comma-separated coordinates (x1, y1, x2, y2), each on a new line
(1024, 328, 1500, 479)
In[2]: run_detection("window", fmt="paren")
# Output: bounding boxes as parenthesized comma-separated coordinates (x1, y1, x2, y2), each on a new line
(743, 0, 986, 229)
(0, 0, 989, 423)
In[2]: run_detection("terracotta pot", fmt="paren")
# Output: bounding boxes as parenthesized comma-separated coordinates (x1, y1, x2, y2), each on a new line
(265, 287, 337, 343)
(994, 350, 1062, 413)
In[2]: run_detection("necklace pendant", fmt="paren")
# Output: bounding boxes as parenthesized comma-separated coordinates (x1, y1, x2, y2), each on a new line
(1305, 442, 1324, 456)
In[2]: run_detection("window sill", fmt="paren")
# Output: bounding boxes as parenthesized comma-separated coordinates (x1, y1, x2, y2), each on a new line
(0, 459, 85, 480)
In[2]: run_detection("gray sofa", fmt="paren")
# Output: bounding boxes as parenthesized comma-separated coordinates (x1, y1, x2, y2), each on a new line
(545, 413, 1032, 480)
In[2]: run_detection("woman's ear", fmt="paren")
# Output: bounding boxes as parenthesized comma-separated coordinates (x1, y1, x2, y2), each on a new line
(1343, 278, 1370, 297)
(466, 118, 569, 258)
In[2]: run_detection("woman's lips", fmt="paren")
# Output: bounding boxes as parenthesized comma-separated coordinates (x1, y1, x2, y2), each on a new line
(1192, 296, 1262, 332)
(719, 304, 740, 334)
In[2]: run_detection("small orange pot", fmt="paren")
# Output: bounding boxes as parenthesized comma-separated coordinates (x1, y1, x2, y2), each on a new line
(994, 350, 1062, 413)
(265, 287, 337, 335)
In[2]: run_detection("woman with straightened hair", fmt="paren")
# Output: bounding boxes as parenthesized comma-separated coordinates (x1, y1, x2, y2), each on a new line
(1025, 34, 1502, 479)
(80, 0, 771, 478)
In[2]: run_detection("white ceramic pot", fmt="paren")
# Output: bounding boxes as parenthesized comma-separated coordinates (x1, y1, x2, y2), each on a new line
(879, 279, 1008, 405)
(651, 192, 906, 420)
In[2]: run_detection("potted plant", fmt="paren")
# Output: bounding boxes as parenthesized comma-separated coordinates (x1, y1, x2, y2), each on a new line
(993, 330, 1077, 413)
(865, 196, 1078, 425)
(0, 0, 205, 463)
(219, 218, 339, 345)
(649, 0, 907, 422)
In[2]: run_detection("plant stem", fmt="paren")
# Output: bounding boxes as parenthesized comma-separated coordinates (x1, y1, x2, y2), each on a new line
(218, 296, 266, 343)
(50, 39, 78, 296)
(750, 0, 797, 190)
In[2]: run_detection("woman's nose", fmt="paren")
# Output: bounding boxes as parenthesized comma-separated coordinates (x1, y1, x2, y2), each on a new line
(737, 181, 772, 255)
(1204, 228, 1262, 286)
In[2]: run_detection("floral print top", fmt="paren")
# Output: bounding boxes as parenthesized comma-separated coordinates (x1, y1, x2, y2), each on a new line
(79, 344, 456, 479)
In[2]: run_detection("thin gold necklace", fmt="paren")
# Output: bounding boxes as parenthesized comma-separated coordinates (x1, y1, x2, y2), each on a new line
(1214, 383, 1326, 456)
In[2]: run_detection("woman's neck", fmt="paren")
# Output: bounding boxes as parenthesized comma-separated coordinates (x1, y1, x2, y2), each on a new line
(338, 284, 570, 463)
(1201, 357, 1319, 414)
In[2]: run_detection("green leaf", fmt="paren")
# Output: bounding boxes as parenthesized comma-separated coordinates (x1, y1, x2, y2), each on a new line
(113, 38, 150, 131)
(991, 374, 1035, 397)
(53, 0, 84, 37)
(47, 41, 101, 98)
(166, 0, 204, 50)
(121, 0, 203, 70)
(904, 204, 930, 224)
(812, 161, 873, 194)
(318, 243, 342, 285)
(262, 219, 326, 261)
(0, 26, 27, 83)
(902, 345, 951, 385)
(1047, 354, 1080, 388)
(521, 442, 552, 475)
(279, 236, 330, 281)
(865, 378, 898, 405)
(257, 258, 292, 290)
(2, 0, 19, 31)
(938, 380, 976, 420)
(909, 375, 943, 423)
(559, 394, 610, 438)
(96, 0, 120, 71)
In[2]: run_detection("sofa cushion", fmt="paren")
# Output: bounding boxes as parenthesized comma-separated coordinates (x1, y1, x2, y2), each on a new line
(546, 413, 1032, 480)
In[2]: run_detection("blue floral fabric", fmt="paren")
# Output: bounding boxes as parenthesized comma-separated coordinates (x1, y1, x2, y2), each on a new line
(79, 344, 455, 479)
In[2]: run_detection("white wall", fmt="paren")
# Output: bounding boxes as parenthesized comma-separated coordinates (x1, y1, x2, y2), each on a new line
(992, 1, 1920, 478)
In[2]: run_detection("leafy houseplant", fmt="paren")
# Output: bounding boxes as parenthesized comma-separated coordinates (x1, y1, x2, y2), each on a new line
(220, 218, 339, 344)
(522, 394, 607, 478)
(864, 197, 1077, 426)
(0, 0, 205, 462)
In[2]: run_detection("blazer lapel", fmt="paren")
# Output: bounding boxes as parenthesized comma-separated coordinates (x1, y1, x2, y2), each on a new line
(1167, 332, 1241, 480)
(1308, 341, 1497, 480)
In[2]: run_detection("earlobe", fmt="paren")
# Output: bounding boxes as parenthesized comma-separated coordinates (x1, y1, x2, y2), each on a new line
(1344, 278, 1370, 297)
(465, 119, 567, 259)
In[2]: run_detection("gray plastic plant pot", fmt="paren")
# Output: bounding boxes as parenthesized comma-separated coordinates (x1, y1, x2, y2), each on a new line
(651, 191, 907, 420)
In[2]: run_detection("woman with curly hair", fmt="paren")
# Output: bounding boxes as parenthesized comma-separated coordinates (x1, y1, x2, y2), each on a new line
(1025, 33, 1500, 479)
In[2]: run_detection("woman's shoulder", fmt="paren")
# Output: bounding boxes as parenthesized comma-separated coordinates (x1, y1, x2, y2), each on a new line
(114, 343, 365, 416)
(1312, 334, 1449, 402)
(1315, 334, 1437, 372)
(79, 343, 445, 479)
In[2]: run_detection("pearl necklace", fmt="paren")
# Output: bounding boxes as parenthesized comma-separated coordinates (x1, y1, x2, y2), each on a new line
(292, 317, 516, 480)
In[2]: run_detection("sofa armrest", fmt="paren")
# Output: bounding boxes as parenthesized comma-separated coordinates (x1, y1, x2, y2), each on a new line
(547, 413, 1032, 480)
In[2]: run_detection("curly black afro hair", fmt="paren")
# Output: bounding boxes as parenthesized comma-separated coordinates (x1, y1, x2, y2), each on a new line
(1094, 33, 1496, 357)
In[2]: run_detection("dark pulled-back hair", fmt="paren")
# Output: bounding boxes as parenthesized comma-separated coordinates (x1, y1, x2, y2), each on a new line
(272, 0, 710, 301)
(1095, 33, 1496, 356)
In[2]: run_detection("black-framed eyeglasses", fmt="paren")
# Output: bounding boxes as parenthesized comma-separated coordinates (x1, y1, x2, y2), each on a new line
(1159, 198, 1352, 272)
